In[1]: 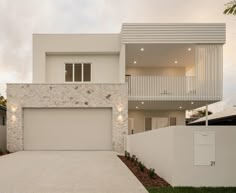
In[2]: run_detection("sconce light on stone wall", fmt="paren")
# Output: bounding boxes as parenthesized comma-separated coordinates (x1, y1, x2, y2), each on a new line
(11, 105, 17, 113)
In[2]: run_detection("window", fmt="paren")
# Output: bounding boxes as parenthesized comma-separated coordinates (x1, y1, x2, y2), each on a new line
(83, 63, 91, 82)
(65, 63, 91, 82)
(145, 117, 152, 131)
(74, 63, 82, 82)
(65, 63, 73, 82)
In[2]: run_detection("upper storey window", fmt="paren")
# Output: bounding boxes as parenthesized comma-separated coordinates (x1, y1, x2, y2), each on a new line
(65, 63, 91, 82)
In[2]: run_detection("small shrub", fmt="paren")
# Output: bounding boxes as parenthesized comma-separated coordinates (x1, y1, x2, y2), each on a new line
(6, 150, 11, 154)
(127, 152, 131, 160)
(125, 150, 128, 158)
(149, 168, 156, 179)
(131, 155, 136, 162)
(134, 157, 138, 165)
(138, 161, 145, 172)
(0, 149, 3, 156)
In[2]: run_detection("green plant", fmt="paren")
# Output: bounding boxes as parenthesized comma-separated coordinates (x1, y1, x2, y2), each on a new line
(134, 157, 138, 165)
(6, 150, 11, 154)
(0, 95, 6, 107)
(149, 168, 156, 179)
(224, 1, 236, 15)
(131, 155, 136, 162)
(138, 161, 145, 172)
(127, 152, 131, 160)
(124, 150, 128, 158)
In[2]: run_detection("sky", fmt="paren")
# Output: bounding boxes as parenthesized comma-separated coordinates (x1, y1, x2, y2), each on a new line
(0, 0, 235, 113)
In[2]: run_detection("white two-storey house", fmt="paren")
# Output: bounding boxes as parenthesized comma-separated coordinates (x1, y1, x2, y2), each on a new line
(7, 23, 225, 153)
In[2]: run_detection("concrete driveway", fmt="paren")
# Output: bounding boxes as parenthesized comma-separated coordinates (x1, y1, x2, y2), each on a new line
(0, 151, 148, 193)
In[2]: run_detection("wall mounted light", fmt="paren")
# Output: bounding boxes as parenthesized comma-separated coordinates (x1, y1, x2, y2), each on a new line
(141, 102, 144, 105)
(141, 48, 144, 51)
(136, 106, 139, 109)
(117, 104, 123, 113)
(133, 61, 137, 64)
(174, 61, 178, 64)
(11, 106, 17, 113)
(179, 106, 182, 109)
(188, 48, 192, 51)
(117, 107, 122, 112)
(11, 115, 16, 122)
(191, 102, 194, 105)
(118, 115, 123, 121)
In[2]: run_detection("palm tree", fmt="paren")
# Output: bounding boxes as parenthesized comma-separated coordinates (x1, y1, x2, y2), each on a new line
(224, 1, 236, 15)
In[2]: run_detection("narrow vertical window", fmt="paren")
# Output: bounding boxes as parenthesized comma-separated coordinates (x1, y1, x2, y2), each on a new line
(74, 63, 82, 82)
(145, 117, 152, 131)
(65, 63, 73, 82)
(83, 63, 91, 82)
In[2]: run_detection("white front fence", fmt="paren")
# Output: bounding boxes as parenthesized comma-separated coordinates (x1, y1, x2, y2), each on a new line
(126, 126, 236, 186)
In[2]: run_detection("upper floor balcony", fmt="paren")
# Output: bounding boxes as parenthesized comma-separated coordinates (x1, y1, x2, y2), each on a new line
(125, 44, 223, 102)
(126, 75, 222, 101)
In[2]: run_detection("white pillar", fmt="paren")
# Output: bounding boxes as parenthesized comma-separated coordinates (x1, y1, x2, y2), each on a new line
(119, 44, 126, 83)
(206, 104, 208, 126)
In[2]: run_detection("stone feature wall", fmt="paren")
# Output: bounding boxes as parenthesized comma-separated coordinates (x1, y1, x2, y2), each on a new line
(7, 84, 128, 152)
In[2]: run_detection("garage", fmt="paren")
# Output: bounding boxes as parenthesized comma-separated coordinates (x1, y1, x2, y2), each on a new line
(23, 108, 112, 150)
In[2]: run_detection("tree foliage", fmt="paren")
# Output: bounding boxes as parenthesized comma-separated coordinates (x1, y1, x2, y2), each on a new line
(224, 1, 236, 15)
(190, 109, 213, 118)
(0, 96, 7, 107)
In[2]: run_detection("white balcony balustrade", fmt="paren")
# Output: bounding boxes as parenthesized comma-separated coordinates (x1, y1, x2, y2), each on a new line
(126, 75, 222, 101)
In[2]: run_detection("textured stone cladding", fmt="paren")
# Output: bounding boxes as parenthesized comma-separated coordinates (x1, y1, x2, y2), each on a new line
(7, 84, 128, 152)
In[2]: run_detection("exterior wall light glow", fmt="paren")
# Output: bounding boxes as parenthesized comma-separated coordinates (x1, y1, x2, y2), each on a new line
(179, 106, 182, 109)
(174, 61, 178, 64)
(133, 61, 137, 64)
(191, 102, 194, 105)
(118, 115, 123, 121)
(141, 102, 144, 104)
(136, 106, 139, 109)
(188, 48, 192, 51)
(11, 115, 16, 122)
(11, 106, 17, 112)
(141, 48, 144, 51)
(117, 105, 123, 113)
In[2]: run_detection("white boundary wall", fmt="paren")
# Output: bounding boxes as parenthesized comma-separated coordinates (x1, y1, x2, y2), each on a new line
(126, 126, 236, 187)
(0, 126, 6, 153)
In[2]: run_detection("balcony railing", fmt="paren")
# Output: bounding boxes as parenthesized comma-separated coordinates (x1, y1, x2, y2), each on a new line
(126, 75, 221, 101)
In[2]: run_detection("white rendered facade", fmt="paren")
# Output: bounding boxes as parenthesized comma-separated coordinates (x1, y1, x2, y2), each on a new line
(7, 23, 225, 152)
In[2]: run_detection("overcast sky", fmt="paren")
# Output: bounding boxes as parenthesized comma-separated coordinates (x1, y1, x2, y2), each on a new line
(0, 0, 235, 112)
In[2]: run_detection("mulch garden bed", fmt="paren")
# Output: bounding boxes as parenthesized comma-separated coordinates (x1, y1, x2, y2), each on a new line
(118, 155, 170, 188)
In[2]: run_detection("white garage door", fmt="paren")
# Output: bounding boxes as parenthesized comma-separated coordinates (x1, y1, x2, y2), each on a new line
(23, 108, 112, 150)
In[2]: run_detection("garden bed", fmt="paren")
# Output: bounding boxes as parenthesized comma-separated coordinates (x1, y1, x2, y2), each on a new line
(118, 155, 170, 188)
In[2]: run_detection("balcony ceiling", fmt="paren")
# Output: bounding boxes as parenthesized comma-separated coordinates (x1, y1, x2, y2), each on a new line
(126, 44, 195, 67)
